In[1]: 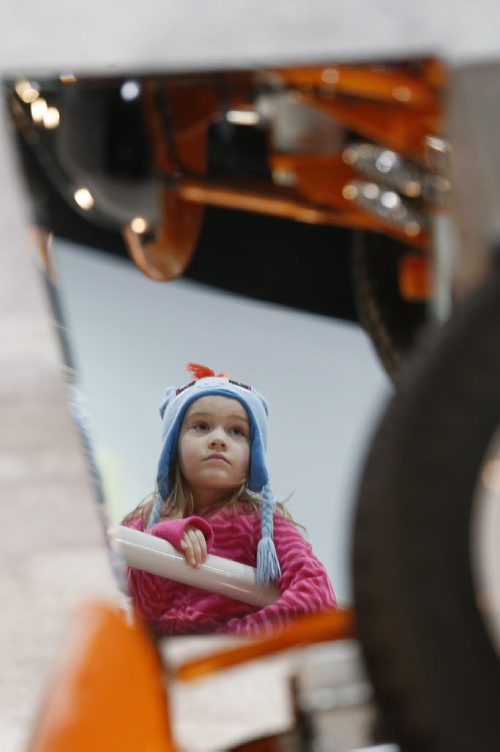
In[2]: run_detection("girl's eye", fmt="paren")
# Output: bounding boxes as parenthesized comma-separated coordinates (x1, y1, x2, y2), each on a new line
(193, 422, 209, 431)
(230, 426, 247, 437)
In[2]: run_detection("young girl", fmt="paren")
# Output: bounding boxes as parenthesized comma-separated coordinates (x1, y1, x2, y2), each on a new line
(123, 363, 336, 636)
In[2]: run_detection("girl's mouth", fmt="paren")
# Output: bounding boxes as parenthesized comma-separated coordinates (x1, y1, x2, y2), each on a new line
(205, 453, 229, 463)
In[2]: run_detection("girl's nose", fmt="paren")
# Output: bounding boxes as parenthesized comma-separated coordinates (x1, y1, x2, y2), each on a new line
(208, 431, 227, 449)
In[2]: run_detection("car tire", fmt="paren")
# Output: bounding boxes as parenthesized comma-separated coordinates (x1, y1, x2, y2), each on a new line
(353, 270, 500, 751)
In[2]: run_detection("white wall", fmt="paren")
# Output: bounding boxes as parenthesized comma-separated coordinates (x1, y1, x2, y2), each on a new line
(53, 239, 389, 602)
(1, 0, 499, 73)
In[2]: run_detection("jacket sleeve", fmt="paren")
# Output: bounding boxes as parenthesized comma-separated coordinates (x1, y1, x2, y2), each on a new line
(124, 514, 214, 550)
(122, 515, 215, 621)
(217, 514, 336, 636)
(149, 516, 215, 550)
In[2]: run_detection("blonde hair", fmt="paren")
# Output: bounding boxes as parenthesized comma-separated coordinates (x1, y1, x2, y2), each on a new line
(122, 461, 300, 528)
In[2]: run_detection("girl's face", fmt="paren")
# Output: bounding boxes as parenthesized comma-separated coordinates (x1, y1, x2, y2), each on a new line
(178, 395, 251, 509)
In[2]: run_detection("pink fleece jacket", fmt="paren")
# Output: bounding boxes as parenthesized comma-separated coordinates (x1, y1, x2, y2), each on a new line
(125, 506, 336, 636)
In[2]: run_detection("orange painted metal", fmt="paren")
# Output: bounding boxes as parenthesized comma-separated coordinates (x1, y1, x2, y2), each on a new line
(399, 253, 431, 300)
(175, 607, 355, 681)
(270, 153, 429, 247)
(125, 60, 444, 278)
(177, 176, 382, 231)
(297, 94, 440, 160)
(122, 189, 205, 281)
(271, 63, 441, 110)
(29, 602, 176, 752)
(178, 172, 428, 249)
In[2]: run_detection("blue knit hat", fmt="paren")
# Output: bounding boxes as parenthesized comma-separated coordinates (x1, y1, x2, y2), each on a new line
(148, 363, 281, 584)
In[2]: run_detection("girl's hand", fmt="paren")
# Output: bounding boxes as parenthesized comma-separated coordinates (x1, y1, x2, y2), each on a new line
(179, 525, 208, 568)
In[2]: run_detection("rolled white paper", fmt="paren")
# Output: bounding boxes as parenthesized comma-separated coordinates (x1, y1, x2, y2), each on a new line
(109, 525, 279, 608)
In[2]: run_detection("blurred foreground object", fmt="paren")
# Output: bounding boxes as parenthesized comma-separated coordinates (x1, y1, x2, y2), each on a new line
(30, 602, 394, 752)
(29, 602, 175, 752)
(353, 62, 500, 752)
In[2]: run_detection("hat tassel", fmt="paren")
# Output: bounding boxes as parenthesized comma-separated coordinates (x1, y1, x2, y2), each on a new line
(256, 482, 281, 584)
(148, 489, 164, 529)
(256, 536, 281, 584)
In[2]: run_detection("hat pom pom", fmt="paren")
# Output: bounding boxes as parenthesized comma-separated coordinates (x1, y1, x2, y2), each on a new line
(186, 362, 228, 379)
(186, 362, 215, 379)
